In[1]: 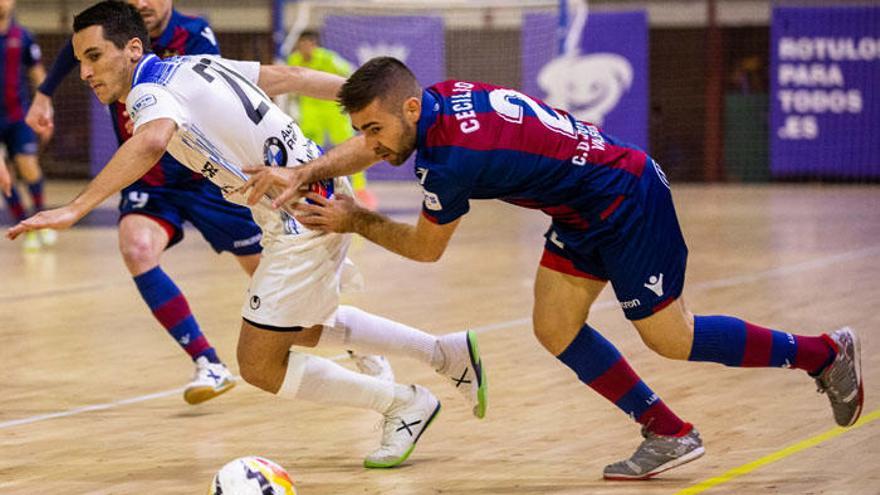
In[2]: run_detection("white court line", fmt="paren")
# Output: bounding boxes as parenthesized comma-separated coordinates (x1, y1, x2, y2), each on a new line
(1, 244, 878, 431)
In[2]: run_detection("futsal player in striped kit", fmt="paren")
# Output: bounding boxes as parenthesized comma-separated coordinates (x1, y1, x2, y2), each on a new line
(0, 0, 51, 251)
(252, 57, 864, 480)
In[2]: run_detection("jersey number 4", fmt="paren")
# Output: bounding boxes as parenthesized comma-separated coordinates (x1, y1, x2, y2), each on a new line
(192, 58, 270, 125)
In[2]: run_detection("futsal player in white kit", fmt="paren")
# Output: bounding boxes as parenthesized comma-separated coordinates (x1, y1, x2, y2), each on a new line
(8, 1, 487, 468)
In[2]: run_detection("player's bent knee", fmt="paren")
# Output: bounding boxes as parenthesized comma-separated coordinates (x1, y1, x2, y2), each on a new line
(119, 236, 161, 269)
(532, 322, 580, 356)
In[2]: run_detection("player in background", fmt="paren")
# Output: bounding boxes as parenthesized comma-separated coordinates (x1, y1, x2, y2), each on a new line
(0, 154, 11, 196)
(25, 0, 390, 404)
(287, 30, 377, 210)
(0, 0, 52, 251)
(248, 57, 864, 480)
(9, 1, 487, 468)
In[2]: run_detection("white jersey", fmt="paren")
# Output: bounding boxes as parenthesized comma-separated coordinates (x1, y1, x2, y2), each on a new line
(126, 54, 359, 328)
(126, 53, 347, 247)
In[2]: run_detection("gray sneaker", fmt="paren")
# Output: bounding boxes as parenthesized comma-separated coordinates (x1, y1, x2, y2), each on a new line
(815, 327, 863, 427)
(603, 425, 705, 480)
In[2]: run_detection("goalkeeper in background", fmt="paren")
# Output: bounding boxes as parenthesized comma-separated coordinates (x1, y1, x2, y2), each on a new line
(288, 30, 377, 209)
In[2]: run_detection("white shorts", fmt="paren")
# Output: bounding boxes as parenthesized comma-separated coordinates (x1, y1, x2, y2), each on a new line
(240, 231, 363, 330)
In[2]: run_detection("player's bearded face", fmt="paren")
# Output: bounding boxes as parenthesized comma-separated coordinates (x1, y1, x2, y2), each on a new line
(73, 26, 141, 105)
(128, 0, 172, 36)
(352, 98, 419, 166)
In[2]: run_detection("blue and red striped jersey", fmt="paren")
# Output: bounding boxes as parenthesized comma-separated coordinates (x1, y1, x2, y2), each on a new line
(0, 21, 40, 124)
(111, 10, 220, 187)
(415, 80, 649, 231)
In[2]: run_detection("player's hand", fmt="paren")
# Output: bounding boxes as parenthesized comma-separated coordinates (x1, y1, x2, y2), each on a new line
(25, 92, 55, 141)
(123, 111, 135, 135)
(0, 158, 11, 196)
(6, 206, 80, 240)
(241, 165, 308, 209)
(293, 192, 359, 233)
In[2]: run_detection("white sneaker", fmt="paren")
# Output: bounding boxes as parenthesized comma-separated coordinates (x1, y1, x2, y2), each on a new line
(436, 330, 487, 418)
(183, 356, 236, 405)
(38, 228, 57, 247)
(348, 351, 395, 383)
(22, 231, 41, 252)
(364, 385, 441, 468)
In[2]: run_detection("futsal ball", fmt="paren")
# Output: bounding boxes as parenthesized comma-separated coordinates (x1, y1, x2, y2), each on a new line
(208, 456, 297, 495)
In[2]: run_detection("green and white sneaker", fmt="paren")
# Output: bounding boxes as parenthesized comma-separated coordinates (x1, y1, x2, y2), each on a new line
(603, 424, 705, 480)
(364, 385, 441, 469)
(815, 327, 863, 427)
(436, 330, 487, 418)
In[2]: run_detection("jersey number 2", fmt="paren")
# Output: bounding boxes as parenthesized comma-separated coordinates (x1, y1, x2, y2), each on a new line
(488, 89, 575, 138)
(192, 58, 269, 125)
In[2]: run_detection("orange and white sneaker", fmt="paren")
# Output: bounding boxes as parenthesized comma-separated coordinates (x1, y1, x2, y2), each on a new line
(183, 356, 236, 405)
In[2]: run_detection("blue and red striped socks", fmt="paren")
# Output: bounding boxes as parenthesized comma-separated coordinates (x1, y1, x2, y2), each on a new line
(133, 266, 220, 364)
(558, 324, 687, 436)
(27, 178, 44, 212)
(3, 187, 27, 222)
(690, 315, 835, 374)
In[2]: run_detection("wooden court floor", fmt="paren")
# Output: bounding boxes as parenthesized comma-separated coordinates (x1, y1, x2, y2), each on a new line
(1, 182, 878, 494)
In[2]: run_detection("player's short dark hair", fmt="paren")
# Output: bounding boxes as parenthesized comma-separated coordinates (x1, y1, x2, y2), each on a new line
(74, 1, 149, 51)
(298, 30, 320, 43)
(338, 57, 421, 114)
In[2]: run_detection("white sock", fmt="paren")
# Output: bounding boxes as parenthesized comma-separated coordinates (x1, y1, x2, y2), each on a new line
(278, 351, 395, 413)
(322, 305, 445, 369)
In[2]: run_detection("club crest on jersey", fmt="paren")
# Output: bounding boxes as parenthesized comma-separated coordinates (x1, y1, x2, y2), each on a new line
(263, 137, 288, 167)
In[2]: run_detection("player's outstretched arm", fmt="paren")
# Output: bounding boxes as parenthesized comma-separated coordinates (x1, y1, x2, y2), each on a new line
(242, 134, 378, 209)
(257, 64, 346, 100)
(295, 192, 460, 262)
(6, 119, 175, 240)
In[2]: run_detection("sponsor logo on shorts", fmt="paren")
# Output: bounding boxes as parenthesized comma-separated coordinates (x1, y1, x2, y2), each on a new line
(233, 233, 262, 248)
(201, 161, 219, 179)
(249, 295, 261, 310)
(620, 298, 641, 309)
(263, 136, 288, 167)
(644, 273, 664, 297)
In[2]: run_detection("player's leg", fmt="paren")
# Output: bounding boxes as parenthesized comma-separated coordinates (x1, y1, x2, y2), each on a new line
(634, 297, 862, 426)
(120, 187, 234, 404)
(237, 320, 441, 468)
(536, 231, 702, 480)
(321, 305, 488, 418)
(5, 123, 47, 249)
(627, 159, 861, 428)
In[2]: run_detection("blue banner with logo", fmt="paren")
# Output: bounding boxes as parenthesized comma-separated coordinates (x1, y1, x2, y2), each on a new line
(323, 15, 445, 180)
(522, 10, 649, 150)
(770, 6, 880, 178)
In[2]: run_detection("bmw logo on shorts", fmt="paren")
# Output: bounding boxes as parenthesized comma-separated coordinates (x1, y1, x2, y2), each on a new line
(262, 137, 288, 167)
